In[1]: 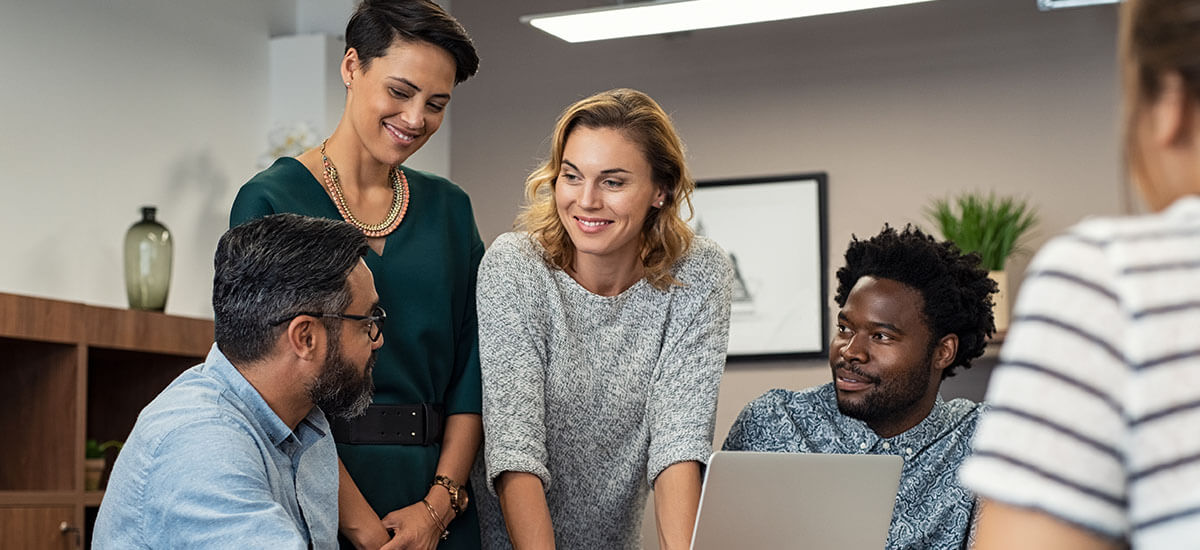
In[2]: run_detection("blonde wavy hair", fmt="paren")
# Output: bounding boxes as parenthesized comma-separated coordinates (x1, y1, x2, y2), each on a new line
(515, 88, 695, 290)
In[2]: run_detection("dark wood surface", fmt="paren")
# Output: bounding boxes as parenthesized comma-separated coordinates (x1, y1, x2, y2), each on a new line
(0, 294, 83, 344)
(0, 340, 77, 492)
(0, 292, 213, 547)
(0, 506, 76, 550)
(85, 303, 213, 356)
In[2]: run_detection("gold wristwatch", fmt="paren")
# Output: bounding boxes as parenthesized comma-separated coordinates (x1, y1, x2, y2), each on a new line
(433, 474, 469, 515)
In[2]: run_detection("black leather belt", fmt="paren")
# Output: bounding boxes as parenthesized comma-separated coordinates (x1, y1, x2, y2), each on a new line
(330, 403, 445, 445)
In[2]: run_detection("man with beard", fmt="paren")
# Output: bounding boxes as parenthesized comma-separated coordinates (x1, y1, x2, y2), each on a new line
(94, 214, 382, 549)
(723, 224, 996, 550)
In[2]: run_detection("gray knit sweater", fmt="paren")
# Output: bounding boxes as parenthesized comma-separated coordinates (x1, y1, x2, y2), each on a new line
(472, 232, 733, 549)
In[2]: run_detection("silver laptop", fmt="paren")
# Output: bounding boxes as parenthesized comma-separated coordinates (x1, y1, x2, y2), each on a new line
(689, 451, 903, 550)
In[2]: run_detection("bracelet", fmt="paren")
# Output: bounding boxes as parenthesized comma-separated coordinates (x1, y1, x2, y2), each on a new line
(432, 474, 467, 516)
(421, 498, 449, 541)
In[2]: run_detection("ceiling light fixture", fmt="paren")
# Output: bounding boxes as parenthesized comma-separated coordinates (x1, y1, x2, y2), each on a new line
(1037, 0, 1120, 10)
(520, 0, 939, 43)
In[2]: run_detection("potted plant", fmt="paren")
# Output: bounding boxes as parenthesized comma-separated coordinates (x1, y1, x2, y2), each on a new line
(924, 191, 1038, 332)
(85, 439, 123, 491)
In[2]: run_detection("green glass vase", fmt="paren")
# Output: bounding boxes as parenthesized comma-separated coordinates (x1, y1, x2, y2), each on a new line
(124, 206, 173, 311)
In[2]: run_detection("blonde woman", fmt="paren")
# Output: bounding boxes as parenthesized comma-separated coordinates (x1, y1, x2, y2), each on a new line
(961, 0, 1200, 547)
(473, 89, 733, 549)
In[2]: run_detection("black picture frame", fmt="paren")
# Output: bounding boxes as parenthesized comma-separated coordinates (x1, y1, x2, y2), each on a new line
(691, 173, 829, 360)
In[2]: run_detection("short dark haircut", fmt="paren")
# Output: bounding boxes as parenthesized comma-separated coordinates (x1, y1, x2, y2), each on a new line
(834, 224, 997, 379)
(346, 0, 480, 85)
(214, 214, 369, 364)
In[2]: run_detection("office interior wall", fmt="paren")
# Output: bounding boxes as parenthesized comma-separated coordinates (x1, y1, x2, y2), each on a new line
(447, 0, 1121, 443)
(446, 2, 1119, 545)
(0, 0, 292, 316)
(0, 0, 456, 317)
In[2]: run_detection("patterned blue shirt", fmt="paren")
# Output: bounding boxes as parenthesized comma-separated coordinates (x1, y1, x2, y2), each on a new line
(93, 344, 339, 549)
(723, 383, 986, 550)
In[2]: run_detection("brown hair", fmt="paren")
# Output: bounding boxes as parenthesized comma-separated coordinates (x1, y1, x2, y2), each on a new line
(514, 89, 695, 290)
(1120, 0, 1200, 205)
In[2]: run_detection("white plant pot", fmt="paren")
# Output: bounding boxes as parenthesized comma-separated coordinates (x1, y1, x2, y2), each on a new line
(84, 457, 105, 491)
(989, 270, 1009, 333)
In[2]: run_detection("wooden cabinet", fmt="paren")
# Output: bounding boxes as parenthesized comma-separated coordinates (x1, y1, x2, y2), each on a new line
(0, 293, 213, 549)
(0, 506, 77, 550)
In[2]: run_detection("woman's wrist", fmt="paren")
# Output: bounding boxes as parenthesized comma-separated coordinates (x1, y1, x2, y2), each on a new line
(425, 486, 456, 524)
(342, 520, 390, 549)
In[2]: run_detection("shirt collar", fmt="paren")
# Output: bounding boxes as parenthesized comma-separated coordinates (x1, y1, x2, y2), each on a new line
(884, 393, 950, 449)
(820, 383, 952, 448)
(205, 344, 329, 449)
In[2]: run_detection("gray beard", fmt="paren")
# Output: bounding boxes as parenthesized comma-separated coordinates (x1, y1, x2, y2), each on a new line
(309, 336, 375, 420)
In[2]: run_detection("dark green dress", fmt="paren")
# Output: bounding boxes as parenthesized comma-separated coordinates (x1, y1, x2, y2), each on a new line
(230, 158, 483, 549)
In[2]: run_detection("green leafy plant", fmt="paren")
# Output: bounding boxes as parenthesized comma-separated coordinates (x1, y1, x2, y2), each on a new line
(924, 192, 1039, 271)
(85, 439, 123, 459)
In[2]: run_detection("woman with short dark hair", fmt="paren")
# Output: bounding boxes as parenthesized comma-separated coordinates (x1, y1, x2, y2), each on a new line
(230, 1, 483, 548)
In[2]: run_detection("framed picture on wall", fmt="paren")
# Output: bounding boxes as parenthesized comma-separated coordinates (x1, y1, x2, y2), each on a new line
(690, 173, 828, 359)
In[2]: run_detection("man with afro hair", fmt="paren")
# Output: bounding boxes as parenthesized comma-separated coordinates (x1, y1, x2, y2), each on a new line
(723, 224, 997, 550)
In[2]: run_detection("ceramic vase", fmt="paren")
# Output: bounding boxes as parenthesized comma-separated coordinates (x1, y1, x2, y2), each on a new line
(124, 206, 173, 311)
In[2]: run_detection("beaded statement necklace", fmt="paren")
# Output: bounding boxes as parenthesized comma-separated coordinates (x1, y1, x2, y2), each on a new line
(320, 140, 410, 238)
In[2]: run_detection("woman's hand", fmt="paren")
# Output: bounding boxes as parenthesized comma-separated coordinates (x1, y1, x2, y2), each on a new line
(379, 497, 451, 550)
(339, 457, 394, 549)
(347, 522, 392, 550)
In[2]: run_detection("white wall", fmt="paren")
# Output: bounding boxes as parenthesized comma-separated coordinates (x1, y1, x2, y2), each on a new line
(0, 0, 454, 317)
(449, 0, 1122, 429)
(445, 1, 1121, 545)
(0, 0, 289, 317)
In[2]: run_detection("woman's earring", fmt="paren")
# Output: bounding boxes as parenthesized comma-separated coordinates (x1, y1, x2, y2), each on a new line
(655, 200, 665, 208)
(344, 81, 351, 87)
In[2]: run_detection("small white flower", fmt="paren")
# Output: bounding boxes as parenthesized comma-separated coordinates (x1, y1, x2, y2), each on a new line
(258, 122, 320, 168)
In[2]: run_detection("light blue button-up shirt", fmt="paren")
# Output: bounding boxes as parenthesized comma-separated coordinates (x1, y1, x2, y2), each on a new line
(723, 383, 986, 550)
(93, 344, 339, 549)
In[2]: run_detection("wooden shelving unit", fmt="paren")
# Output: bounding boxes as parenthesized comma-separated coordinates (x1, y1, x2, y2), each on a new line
(0, 293, 212, 550)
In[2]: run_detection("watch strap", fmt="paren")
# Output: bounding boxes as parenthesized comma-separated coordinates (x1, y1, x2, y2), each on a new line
(433, 474, 466, 514)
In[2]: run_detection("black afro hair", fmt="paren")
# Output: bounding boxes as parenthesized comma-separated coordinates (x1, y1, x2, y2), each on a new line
(833, 224, 997, 379)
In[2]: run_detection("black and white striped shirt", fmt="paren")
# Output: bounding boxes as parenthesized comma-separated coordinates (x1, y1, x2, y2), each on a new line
(960, 195, 1200, 547)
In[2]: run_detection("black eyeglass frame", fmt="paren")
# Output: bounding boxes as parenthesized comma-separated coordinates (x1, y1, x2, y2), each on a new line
(269, 306, 387, 342)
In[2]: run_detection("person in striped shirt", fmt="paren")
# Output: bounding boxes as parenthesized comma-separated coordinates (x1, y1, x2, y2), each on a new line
(960, 0, 1200, 547)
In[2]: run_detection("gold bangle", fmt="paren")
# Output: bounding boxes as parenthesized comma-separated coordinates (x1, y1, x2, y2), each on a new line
(422, 498, 449, 541)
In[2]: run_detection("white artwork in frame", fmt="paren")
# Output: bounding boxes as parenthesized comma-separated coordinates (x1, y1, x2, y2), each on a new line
(690, 174, 828, 358)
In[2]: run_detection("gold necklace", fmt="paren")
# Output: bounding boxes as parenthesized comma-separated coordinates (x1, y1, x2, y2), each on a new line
(320, 140, 409, 238)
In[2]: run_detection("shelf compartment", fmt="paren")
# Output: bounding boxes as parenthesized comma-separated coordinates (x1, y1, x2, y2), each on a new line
(86, 348, 201, 445)
(0, 338, 78, 492)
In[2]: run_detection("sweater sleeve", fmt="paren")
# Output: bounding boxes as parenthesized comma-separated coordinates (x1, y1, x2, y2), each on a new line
(646, 241, 734, 485)
(477, 234, 553, 494)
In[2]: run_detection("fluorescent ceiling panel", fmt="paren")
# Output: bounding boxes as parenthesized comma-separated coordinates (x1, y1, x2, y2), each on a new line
(1037, 0, 1120, 9)
(521, 0, 939, 43)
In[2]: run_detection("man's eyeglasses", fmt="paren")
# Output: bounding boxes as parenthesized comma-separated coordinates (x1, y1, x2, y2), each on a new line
(270, 306, 387, 342)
